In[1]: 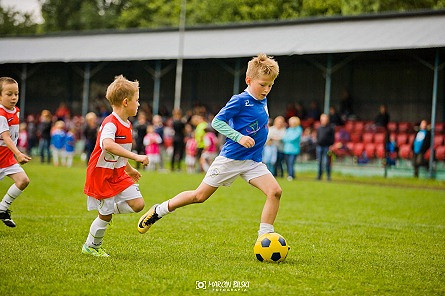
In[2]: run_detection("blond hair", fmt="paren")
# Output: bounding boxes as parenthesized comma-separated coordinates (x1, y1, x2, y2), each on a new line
(288, 116, 300, 127)
(0, 77, 18, 93)
(246, 54, 279, 80)
(105, 75, 139, 106)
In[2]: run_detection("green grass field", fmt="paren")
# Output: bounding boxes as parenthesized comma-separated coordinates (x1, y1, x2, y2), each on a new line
(0, 162, 444, 295)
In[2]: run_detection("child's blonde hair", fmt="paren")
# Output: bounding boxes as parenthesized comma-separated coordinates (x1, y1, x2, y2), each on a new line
(0, 77, 18, 93)
(246, 54, 279, 80)
(105, 75, 139, 106)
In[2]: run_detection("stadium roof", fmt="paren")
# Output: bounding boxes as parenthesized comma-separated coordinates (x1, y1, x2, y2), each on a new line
(1, 10, 445, 64)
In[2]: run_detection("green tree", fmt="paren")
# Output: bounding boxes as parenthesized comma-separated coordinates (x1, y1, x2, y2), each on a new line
(41, 0, 129, 32)
(0, 4, 38, 36)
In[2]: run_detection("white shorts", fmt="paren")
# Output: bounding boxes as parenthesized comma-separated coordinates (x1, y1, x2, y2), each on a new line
(203, 156, 271, 187)
(201, 151, 218, 161)
(148, 154, 161, 164)
(87, 184, 142, 216)
(0, 164, 25, 181)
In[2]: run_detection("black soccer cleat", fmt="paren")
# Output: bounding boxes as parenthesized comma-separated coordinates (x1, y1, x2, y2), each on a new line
(0, 209, 16, 228)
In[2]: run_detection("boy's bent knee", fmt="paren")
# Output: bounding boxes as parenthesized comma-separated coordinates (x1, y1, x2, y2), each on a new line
(268, 185, 282, 199)
(129, 199, 145, 212)
(16, 176, 30, 190)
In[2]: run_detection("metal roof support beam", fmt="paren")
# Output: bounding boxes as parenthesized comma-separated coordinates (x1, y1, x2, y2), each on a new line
(408, 50, 445, 178)
(82, 63, 90, 117)
(144, 61, 175, 115)
(19, 64, 27, 121)
(324, 54, 332, 115)
(305, 54, 359, 116)
(16, 64, 40, 120)
(429, 49, 440, 179)
(174, 0, 187, 110)
(218, 59, 246, 95)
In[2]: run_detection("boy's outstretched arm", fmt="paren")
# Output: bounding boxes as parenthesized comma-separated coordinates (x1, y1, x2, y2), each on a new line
(212, 118, 255, 148)
(102, 138, 149, 166)
(1, 130, 31, 164)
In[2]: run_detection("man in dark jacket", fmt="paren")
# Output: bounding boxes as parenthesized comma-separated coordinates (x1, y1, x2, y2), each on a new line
(412, 120, 431, 177)
(316, 114, 335, 180)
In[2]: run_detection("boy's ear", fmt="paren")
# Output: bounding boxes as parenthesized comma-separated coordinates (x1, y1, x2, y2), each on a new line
(123, 98, 128, 106)
(245, 76, 251, 85)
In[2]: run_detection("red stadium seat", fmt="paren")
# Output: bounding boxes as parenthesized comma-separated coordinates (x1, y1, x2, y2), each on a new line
(346, 142, 354, 152)
(396, 133, 408, 146)
(353, 143, 365, 157)
(408, 134, 415, 145)
(399, 144, 412, 159)
(350, 132, 362, 143)
(362, 133, 374, 144)
(354, 121, 365, 133)
(345, 121, 354, 133)
(434, 135, 444, 148)
(374, 133, 386, 144)
(435, 122, 444, 134)
(301, 119, 313, 129)
(376, 144, 385, 158)
(398, 122, 413, 133)
(365, 143, 376, 158)
(436, 146, 445, 161)
(387, 122, 398, 133)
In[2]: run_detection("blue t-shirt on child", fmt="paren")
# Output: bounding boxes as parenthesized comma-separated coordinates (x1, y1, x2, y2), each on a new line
(215, 90, 269, 162)
(51, 130, 66, 150)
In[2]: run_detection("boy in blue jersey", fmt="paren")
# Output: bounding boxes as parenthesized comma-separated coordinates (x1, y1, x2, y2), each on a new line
(138, 54, 282, 238)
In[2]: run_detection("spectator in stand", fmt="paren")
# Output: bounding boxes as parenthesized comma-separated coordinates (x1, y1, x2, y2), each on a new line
(307, 100, 321, 121)
(132, 111, 148, 170)
(26, 115, 37, 156)
(329, 106, 343, 126)
(144, 124, 163, 171)
(171, 109, 186, 172)
(269, 116, 286, 178)
(385, 133, 398, 167)
(55, 102, 71, 121)
(339, 88, 353, 120)
(374, 104, 390, 128)
(38, 109, 52, 164)
(316, 114, 335, 181)
(50, 120, 66, 167)
(83, 112, 98, 164)
(64, 127, 76, 168)
(284, 103, 297, 121)
(17, 123, 28, 153)
(282, 116, 303, 181)
(295, 102, 306, 120)
(412, 120, 431, 178)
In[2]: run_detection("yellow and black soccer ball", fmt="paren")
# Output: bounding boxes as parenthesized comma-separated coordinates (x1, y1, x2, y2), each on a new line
(254, 232, 290, 263)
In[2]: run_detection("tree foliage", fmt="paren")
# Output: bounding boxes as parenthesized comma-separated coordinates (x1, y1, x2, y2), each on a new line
(0, 4, 38, 35)
(1, 0, 445, 35)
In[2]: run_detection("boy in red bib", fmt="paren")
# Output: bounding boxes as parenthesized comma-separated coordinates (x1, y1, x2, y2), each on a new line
(82, 75, 149, 257)
(0, 77, 31, 228)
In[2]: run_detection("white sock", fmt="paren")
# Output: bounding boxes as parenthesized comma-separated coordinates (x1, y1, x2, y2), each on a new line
(155, 200, 171, 217)
(0, 184, 23, 212)
(114, 201, 135, 214)
(258, 223, 274, 237)
(85, 217, 109, 248)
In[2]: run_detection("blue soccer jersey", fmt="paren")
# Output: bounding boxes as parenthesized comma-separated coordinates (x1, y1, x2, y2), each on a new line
(214, 90, 269, 162)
